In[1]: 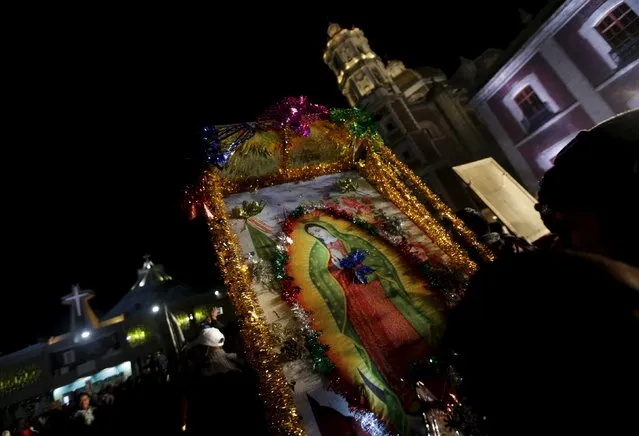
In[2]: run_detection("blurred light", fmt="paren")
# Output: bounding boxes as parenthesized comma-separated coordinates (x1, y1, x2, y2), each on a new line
(126, 335, 131, 341)
(63, 395, 70, 405)
(81, 330, 90, 339)
(182, 424, 187, 432)
(188, 314, 194, 320)
(152, 305, 160, 313)
(214, 291, 220, 296)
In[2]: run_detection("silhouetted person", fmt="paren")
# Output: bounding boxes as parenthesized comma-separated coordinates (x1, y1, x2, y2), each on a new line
(445, 110, 639, 435)
(45, 401, 67, 435)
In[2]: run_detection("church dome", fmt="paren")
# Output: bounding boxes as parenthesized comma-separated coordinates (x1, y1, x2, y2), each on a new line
(415, 66, 446, 81)
(394, 68, 422, 91)
(386, 60, 406, 79)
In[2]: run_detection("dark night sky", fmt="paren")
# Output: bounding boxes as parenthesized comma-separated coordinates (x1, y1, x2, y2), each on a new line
(2, 3, 546, 354)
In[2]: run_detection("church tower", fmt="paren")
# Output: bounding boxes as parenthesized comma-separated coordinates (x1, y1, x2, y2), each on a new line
(324, 24, 484, 209)
(323, 23, 393, 107)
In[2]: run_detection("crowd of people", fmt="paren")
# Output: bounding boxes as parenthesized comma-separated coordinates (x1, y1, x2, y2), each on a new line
(2, 365, 183, 436)
(1, 307, 270, 436)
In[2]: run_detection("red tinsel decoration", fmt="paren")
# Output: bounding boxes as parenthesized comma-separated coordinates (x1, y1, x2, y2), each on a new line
(281, 277, 301, 304)
(281, 217, 297, 235)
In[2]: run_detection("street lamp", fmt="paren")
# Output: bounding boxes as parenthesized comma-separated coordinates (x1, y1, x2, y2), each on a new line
(151, 305, 160, 313)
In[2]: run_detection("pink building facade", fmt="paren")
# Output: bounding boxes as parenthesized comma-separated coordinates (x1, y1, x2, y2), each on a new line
(471, 0, 638, 192)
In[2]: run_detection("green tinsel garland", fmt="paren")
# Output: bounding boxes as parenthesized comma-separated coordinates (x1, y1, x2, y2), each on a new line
(329, 107, 381, 141)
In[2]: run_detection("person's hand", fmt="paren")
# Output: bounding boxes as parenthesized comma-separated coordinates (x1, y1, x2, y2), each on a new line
(211, 307, 218, 320)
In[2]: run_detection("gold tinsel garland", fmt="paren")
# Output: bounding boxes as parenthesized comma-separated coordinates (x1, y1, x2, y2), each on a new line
(281, 126, 291, 172)
(203, 169, 305, 436)
(360, 142, 479, 276)
(220, 122, 357, 195)
(220, 160, 354, 196)
(377, 146, 495, 264)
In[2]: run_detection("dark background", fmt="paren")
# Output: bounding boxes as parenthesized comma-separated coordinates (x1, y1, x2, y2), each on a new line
(2, 3, 546, 354)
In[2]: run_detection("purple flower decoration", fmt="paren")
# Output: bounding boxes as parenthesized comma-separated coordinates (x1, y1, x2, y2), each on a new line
(339, 249, 375, 284)
(257, 96, 329, 137)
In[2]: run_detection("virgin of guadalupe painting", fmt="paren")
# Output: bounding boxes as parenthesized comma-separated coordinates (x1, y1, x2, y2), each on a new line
(285, 214, 446, 433)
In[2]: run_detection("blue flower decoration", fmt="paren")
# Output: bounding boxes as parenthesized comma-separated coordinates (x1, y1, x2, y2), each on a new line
(339, 249, 375, 284)
(354, 265, 374, 284)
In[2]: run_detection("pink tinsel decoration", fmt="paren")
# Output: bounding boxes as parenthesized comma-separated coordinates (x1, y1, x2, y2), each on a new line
(257, 96, 329, 137)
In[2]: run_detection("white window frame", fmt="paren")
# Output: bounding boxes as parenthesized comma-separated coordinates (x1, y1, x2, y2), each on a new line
(502, 73, 559, 131)
(578, 0, 639, 69)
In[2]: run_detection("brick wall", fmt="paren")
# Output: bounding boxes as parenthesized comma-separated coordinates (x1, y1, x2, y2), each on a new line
(518, 105, 593, 177)
(555, 0, 614, 87)
(488, 54, 577, 144)
(598, 64, 639, 111)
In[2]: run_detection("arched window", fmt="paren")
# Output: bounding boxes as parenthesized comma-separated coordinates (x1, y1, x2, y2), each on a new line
(596, 3, 638, 51)
(579, 1, 639, 68)
(502, 73, 558, 133)
(514, 86, 546, 119)
(419, 120, 442, 139)
(514, 85, 553, 131)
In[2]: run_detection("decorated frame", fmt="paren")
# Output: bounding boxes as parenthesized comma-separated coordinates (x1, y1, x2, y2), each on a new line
(186, 97, 493, 435)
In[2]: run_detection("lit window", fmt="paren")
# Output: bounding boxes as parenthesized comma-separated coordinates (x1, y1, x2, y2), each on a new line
(515, 86, 545, 118)
(596, 3, 638, 51)
(514, 86, 552, 131)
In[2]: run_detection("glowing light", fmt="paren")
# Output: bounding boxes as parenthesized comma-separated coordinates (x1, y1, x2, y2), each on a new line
(126, 328, 148, 347)
(80, 331, 90, 339)
(151, 305, 160, 313)
(352, 410, 390, 435)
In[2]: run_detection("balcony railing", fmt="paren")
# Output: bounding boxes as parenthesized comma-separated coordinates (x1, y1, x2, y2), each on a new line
(521, 103, 554, 132)
(610, 35, 639, 68)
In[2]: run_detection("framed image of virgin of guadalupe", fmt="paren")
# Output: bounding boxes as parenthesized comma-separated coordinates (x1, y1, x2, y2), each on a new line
(188, 97, 493, 436)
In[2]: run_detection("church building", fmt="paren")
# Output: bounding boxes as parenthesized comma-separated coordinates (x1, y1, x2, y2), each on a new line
(324, 0, 638, 204)
(0, 257, 224, 416)
(323, 24, 506, 209)
(470, 0, 638, 191)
